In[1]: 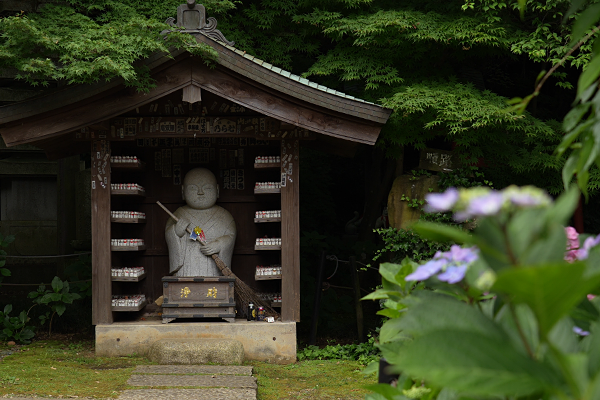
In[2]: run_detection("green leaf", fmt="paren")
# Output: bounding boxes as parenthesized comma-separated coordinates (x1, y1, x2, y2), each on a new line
(397, 292, 507, 342)
(522, 224, 568, 265)
(564, 103, 592, 132)
(389, 330, 558, 397)
(492, 263, 600, 337)
(578, 54, 600, 98)
(412, 221, 473, 244)
(571, 3, 600, 45)
(0, 268, 10, 277)
(376, 308, 402, 319)
(588, 322, 600, 377)
(51, 276, 63, 292)
(54, 303, 66, 316)
(365, 384, 410, 400)
(547, 186, 580, 226)
(563, 154, 579, 190)
(3, 304, 11, 314)
(379, 318, 409, 344)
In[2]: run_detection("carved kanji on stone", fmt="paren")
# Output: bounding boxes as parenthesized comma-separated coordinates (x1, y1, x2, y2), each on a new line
(163, 0, 234, 46)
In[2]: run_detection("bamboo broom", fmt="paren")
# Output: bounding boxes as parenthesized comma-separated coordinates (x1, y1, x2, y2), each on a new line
(156, 201, 280, 319)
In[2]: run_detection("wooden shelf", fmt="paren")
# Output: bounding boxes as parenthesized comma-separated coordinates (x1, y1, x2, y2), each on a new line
(254, 217, 281, 223)
(111, 161, 146, 170)
(111, 245, 146, 252)
(112, 272, 147, 282)
(254, 188, 281, 194)
(112, 299, 147, 312)
(254, 163, 280, 169)
(255, 274, 281, 280)
(254, 245, 281, 251)
(111, 189, 146, 196)
(111, 217, 146, 224)
(271, 302, 282, 308)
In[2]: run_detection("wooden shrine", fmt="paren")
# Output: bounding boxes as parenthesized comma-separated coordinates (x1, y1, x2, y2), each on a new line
(0, 2, 391, 358)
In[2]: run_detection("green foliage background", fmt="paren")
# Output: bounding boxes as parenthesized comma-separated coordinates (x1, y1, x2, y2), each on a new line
(1, 0, 594, 194)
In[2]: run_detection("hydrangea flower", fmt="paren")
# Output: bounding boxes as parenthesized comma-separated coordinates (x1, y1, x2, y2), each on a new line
(424, 185, 552, 221)
(405, 245, 478, 284)
(565, 227, 579, 251)
(563, 226, 600, 262)
(423, 188, 459, 213)
(573, 326, 590, 336)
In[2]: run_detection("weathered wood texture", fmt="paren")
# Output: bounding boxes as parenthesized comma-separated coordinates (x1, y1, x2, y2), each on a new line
(191, 61, 382, 145)
(91, 140, 113, 325)
(280, 139, 300, 322)
(0, 58, 192, 147)
(0, 49, 389, 148)
(0, 50, 183, 126)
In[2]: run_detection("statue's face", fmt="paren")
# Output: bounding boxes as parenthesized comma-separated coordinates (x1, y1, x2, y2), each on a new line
(183, 169, 218, 210)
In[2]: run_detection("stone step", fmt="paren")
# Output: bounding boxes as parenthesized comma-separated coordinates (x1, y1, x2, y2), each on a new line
(148, 338, 244, 365)
(118, 388, 256, 400)
(134, 365, 253, 375)
(127, 374, 257, 388)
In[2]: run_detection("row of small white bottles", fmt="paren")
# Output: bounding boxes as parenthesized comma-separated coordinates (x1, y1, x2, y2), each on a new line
(255, 156, 281, 164)
(111, 211, 146, 219)
(255, 237, 281, 246)
(111, 266, 145, 277)
(255, 210, 281, 218)
(255, 182, 281, 189)
(111, 156, 140, 164)
(111, 238, 145, 247)
(256, 265, 282, 276)
(258, 292, 282, 302)
(111, 183, 145, 191)
(112, 294, 146, 307)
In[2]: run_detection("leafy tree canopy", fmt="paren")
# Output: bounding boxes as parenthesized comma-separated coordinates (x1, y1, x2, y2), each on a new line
(0, 0, 594, 193)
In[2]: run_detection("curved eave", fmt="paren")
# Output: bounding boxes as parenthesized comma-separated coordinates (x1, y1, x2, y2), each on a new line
(194, 34, 392, 126)
(0, 44, 391, 148)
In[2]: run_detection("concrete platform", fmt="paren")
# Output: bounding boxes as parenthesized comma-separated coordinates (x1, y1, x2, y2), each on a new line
(96, 320, 296, 364)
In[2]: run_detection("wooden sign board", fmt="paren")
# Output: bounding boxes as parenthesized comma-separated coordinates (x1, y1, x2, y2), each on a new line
(418, 148, 455, 172)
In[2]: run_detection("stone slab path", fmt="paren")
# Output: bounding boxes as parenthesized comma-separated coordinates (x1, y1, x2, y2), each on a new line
(118, 365, 257, 400)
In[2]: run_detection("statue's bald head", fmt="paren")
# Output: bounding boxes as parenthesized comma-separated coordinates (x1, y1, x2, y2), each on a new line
(182, 168, 219, 210)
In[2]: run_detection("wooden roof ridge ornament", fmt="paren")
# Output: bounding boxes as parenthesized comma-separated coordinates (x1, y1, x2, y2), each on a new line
(164, 0, 234, 46)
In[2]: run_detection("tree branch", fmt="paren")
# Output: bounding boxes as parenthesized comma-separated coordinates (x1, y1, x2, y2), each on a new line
(535, 24, 600, 94)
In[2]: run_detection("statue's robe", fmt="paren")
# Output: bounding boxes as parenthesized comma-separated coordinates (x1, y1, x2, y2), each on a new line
(165, 205, 236, 276)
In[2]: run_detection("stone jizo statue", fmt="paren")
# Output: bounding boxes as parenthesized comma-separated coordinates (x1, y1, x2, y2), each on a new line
(165, 168, 236, 276)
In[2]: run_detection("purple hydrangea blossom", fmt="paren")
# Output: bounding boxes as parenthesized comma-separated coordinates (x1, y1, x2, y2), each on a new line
(575, 235, 600, 260)
(573, 326, 590, 336)
(405, 245, 478, 284)
(405, 259, 445, 281)
(464, 192, 504, 217)
(503, 186, 552, 208)
(437, 265, 468, 284)
(424, 188, 459, 213)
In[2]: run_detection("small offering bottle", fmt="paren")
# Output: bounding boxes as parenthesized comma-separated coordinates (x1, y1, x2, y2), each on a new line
(247, 303, 256, 321)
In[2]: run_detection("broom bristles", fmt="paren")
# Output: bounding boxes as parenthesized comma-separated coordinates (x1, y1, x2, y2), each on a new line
(211, 254, 280, 318)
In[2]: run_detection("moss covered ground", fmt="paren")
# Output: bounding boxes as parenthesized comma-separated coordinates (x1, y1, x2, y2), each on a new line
(0, 340, 374, 399)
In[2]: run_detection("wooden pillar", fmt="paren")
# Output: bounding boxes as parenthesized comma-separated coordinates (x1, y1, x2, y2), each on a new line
(281, 138, 300, 322)
(91, 139, 112, 325)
